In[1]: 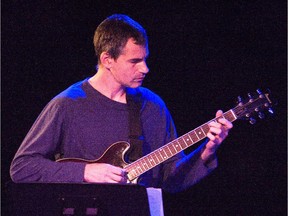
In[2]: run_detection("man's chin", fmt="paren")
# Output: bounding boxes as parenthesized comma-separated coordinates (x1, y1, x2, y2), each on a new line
(128, 81, 143, 88)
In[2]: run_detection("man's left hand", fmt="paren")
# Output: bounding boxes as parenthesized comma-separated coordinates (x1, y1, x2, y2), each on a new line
(201, 110, 233, 161)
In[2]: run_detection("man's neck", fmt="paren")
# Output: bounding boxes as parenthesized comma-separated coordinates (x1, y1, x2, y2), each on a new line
(88, 70, 127, 104)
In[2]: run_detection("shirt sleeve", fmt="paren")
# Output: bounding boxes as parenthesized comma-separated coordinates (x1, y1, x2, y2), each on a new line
(160, 109, 218, 193)
(10, 99, 86, 183)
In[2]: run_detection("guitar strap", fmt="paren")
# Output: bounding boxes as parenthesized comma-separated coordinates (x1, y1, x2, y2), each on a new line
(126, 89, 144, 163)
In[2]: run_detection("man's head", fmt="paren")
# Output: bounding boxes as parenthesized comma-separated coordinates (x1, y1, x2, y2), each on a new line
(93, 14, 148, 64)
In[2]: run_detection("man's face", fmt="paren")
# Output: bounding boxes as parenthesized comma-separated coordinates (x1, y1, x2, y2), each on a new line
(110, 38, 149, 88)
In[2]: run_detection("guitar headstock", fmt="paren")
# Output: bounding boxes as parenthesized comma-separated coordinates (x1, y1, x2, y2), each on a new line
(232, 89, 274, 124)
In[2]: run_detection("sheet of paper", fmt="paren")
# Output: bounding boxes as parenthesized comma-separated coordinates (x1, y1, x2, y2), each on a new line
(146, 187, 164, 216)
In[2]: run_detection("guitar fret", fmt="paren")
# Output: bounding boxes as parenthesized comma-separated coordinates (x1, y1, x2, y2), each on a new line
(226, 110, 237, 122)
(132, 164, 138, 175)
(159, 148, 168, 160)
(157, 150, 165, 161)
(183, 134, 193, 146)
(131, 170, 137, 178)
(182, 137, 188, 146)
(145, 157, 151, 169)
(145, 157, 152, 168)
(200, 127, 205, 135)
(156, 151, 164, 163)
(142, 157, 150, 168)
(136, 163, 144, 174)
(129, 166, 138, 177)
(229, 110, 237, 121)
(142, 159, 149, 170)
(177, 138, 187, 149)
(223, 112, 229, 120)
(195, 131, 200, 139)
(165, 146, 171, 157)
(164, 146, 172, 157)
(174, 141, 182, 152)
(170, 142, 178, 154)
(165, 145, 173, 156)
(187, 133, 193, 143)
(166, 141, 179, 157)
(195, 127, 205, 139)
(182, 137, 189, 147)
(147, 155, 155, 167)
(152, 152, 160, 164)
(202, 123, 210, 134)
(189, 131, 199, 142)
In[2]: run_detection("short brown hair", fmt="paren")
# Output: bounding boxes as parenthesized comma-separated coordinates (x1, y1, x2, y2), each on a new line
(93, 14, 148, 63)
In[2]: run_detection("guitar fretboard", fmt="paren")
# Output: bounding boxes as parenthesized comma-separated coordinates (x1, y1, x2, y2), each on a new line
(125, 109, 237, 181)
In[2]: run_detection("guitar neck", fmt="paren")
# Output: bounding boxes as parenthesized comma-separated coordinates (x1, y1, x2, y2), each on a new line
(125, 109, 237, 181)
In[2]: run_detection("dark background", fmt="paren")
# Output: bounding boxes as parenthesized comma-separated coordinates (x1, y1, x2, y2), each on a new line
(2, 1, 286, 215)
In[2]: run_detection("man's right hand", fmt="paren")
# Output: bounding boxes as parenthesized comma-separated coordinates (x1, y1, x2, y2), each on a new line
(84, 163, 127, 183)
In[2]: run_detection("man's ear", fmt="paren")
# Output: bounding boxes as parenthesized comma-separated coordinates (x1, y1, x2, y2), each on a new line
(100, 52, 113, 69)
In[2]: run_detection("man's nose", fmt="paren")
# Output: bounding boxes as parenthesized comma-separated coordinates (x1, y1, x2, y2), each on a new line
(140, 61, 149, 74)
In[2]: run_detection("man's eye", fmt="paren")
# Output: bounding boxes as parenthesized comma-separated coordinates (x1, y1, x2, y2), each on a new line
(130, 59, 143, 64)
(130, 60, 140, 63)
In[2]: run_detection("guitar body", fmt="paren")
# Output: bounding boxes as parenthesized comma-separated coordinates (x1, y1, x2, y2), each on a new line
(57, 141, 131, 169)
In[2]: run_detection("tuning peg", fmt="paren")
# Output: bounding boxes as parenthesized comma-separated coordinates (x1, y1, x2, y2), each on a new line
(266, 88, 271, 94)
(237, 96, 243, 105)
(249, 117, 256, 124)
(268, 108, 274, 115)
(258, 112, 265, 119)
(256, 89, 263, 95)
(248, 93, 254, 101)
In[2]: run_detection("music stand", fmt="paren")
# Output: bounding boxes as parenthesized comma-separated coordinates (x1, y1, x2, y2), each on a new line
(4, 182, 151, 216)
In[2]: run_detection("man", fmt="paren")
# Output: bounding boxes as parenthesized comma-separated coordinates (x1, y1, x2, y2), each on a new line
(10, 14, 232, 193)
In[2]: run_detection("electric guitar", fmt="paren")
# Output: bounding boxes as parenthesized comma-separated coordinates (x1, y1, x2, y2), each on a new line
(57, 89, 273, 183)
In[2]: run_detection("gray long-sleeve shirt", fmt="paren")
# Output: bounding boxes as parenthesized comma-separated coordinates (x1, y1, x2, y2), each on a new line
(10, 79, 217, 193)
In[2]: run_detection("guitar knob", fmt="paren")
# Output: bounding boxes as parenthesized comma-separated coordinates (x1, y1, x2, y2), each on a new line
(248, 93, 253, 102)
(249, 117, 256, 124)
(256, 89, 263, 95)
(258, 112, 265, 119)
(237, 96, 243, 105)
(268, 108, 274, 115)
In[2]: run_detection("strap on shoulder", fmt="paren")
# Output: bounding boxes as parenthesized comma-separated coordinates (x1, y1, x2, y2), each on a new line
(126, 89, 144, 163)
